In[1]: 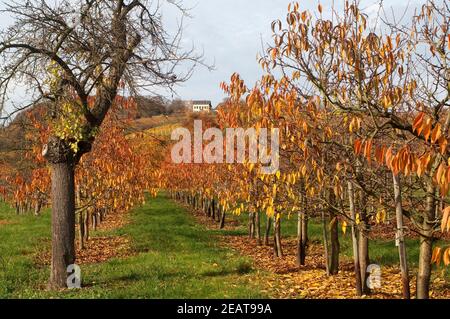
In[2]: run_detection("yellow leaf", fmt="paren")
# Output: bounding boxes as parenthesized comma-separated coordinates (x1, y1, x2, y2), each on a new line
(342, 221, 347, 235)
(266, 206, 274, 217)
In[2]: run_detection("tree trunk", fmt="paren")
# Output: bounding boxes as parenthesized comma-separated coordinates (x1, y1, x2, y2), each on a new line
(216, 203, 221, 222)
(297, 208, 308, 266)
(301, 193, 308, 263)
(392, 173, 410, 299)
(329, 217, 340, 275)
(329, 216, 340, 275)
(255, 211, 262, 245)
(321, 208, 330, 276)
(203, 198, 209, 217)
(358, 189, 370, 294)
(328, 191, 339, 275)
(297, 209, 303, 267)
(78, 211, 85, 250)
(219, 207, 226, 229)
(264, 217, 272, 246)
(211, 199, 216, 220)
(92, 210, 97, 231)
(249, 212, 255, 238)
(348, 181, 363, 296)
(48, 161, 76, 290)
(34, 201, 42, 216)
(273, 214, 283, 257)
(355, 159, 370, 293)
(84, 209, 90, 243)
(416, 181, 436, 299)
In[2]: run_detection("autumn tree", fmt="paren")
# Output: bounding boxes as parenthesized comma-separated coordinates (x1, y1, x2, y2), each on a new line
(0, 0, 198, 289)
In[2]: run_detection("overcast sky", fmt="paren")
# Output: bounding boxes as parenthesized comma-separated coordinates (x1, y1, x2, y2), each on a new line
(0, 0, 424, 113)
(159, 0, 422, 106)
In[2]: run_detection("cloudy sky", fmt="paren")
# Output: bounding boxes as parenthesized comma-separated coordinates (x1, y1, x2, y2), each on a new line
(0, 0, 424, 113)
(160, 0, 422, 106)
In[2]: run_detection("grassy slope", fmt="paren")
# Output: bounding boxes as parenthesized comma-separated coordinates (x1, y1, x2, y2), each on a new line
(0, 196, 266, 299)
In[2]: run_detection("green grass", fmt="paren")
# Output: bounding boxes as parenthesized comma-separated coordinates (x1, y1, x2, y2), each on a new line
(1, 194, 448, 299)
(0, 196, 267, 299)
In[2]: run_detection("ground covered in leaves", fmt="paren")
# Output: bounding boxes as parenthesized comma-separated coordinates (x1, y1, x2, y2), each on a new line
(225, 236, 449, 299)
(188, 205, 449, 299)
(35, 212, 133, 266)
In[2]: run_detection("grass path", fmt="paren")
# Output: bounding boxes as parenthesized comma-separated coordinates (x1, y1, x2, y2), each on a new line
(0, 195, 267, 299)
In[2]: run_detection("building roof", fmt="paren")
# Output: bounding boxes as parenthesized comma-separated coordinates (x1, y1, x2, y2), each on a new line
(192, 100, 212, 105)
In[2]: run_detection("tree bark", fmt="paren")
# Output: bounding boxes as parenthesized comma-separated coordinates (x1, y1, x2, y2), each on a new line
(328, 191, 339, 275)
(329, 216, 340, 275)
(84, 208, 90, 243)
(219, 207, 226, 229)
(321, 208, 330, 276)
(78, 211, 85, 250)
(297, 209, 303, 267)
(48, 161, 76, 290)
(264, 217, 272, 246)
(34, 201, 42, 216)
(249, 212, 255, 238)
(358, 189, 370, 294)
(297, 207, 308, 266)
(255, 211, 262, 245)
(348, 180, 363, 296)
(301, 194, 308, 265)
(92, 210, 97, 231)
(392, 173, 410, 299)
(416, 180, 436, 299)
(211, 199, 216, 220)
(273, 214, 283, 257)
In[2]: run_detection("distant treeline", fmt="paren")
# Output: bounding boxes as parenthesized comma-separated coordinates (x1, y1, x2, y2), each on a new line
(0, 96, 188, 155)
(134, 97, 187, 118)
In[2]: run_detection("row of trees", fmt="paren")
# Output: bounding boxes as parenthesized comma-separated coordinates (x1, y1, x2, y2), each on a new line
(0, 101, 161, 249)
(161, 0, 450, 299)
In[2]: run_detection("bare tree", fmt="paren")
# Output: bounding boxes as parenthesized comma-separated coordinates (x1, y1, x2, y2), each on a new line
(0, 0, 201, 289)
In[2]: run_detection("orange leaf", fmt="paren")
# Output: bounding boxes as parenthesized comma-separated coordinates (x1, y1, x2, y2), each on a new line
(385, 147, 393, 169)
(442, 206, 450, 233)
(438, 136, 448, 154)
(422, 118, 432, 141)
(436, 163, 446, 185)
(431, 124, 442, 143)
(444, 248, 450, 266)
(364, 140, 373, 163)
(301, 11, 307, 22)
(431, 247, 442, 266)
(354, 139, 363, 155)
(413, 112, 425, 133)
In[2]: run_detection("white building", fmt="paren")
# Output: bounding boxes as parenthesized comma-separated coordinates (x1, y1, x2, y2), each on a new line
(186, 100, 212, 112)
